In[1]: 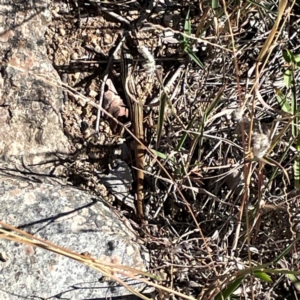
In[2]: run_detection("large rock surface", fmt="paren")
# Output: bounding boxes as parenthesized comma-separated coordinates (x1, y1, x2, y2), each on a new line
(0, 176, 149, 299)
(0, 0, 70, 182)
(0, 1, 150, 299)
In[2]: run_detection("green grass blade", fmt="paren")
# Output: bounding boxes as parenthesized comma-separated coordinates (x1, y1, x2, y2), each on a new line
(181, 8, 204, 69)
(286, 273, 300, 292)
(197, 85, 224, 161)
(296, 134, 300, 152)
(291, 69, 297, 136)
(185, 47, 204, 69)
(183, 8, 191, 43)
(215, 276, 245, 300)
(268, 137, 292, 186)
(151, 149, 167, 159)
(176, 115, 196, 151)
(262, 156, 290, 185)
(211, 0, 218, 10)
(293, 158, 300, 188)
(272, 236, 300, 264)
(284, 68, 292, 88)
(294, 134, 300, 188)
(253, 271, 272, 283)
(196, 85, 224, 161)
(205, 85, 225, 119)
(283, 50, 299, 186)
(156, 92, 167, 148)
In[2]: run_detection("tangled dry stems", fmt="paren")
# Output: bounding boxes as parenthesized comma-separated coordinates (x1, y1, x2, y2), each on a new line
(4, 0, 300, 299)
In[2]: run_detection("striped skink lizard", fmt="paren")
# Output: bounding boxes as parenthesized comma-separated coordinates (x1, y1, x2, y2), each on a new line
(121, 45, 145, 224)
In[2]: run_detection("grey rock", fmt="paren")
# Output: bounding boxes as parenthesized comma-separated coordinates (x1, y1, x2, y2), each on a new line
(0, 0, 70, 183)
(97, 160, 136, 213)
(0, 1, 151, 299)
(0, 176, 150, 299)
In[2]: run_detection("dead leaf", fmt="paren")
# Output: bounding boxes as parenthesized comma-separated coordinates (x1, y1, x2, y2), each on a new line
(102, 78, 128, 132)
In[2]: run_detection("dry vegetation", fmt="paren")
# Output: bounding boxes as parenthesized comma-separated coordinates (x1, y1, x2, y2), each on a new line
(6, 0, 300, 299)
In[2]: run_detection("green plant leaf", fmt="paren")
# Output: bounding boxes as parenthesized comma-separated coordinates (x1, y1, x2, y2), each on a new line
(282, 49, 294, 64)
(294, 54, 300, 68)
(284, 69, 292, 87)
(150, 149, 167, 159)
(286, 273, 300, 292)
(253, 271, 272, 283)
(275, 88, 292, 113)
(215, 276, 245, 300)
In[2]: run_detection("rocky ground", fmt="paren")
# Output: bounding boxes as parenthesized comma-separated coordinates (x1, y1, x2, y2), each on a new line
(2, 0, 300, 299)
